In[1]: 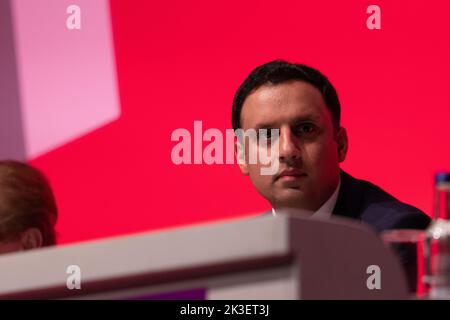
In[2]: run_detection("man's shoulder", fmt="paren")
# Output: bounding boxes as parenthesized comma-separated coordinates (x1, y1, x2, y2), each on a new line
(339, 171, 431, 232)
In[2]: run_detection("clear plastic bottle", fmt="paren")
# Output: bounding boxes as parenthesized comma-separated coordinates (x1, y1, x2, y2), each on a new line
(424, 172, 450, 299)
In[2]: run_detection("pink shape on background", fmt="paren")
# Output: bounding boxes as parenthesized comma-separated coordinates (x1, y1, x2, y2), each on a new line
(11, 0, 120, 159)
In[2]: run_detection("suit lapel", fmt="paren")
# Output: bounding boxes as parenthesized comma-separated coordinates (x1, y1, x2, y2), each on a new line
(332, 170, 365, 220)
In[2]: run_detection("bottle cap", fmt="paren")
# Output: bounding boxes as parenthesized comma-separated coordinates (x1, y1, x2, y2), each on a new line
(435, 172, 450, 184)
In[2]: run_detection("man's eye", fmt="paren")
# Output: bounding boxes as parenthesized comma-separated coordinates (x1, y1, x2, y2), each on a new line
(296, 124, 317, 136)
(258, 129, 273, 139)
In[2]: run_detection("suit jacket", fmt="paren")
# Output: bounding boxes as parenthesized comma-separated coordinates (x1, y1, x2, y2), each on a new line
(332, 170, 431, 232)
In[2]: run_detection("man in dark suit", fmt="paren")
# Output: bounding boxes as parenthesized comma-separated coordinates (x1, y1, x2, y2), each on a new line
(232, 60, 430, 292)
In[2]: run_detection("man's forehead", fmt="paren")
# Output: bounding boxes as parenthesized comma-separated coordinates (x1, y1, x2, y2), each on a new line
(241, 81, 329, 128)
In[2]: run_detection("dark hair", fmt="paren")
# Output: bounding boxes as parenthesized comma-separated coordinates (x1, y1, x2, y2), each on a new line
(0, 160, 58, 246)
(232, 60, 341, 131)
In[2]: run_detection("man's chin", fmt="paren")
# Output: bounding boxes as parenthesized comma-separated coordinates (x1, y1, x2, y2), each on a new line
(271, 189, 310, 208)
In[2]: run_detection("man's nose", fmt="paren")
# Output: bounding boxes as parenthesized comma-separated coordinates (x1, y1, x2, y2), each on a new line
(279, 128, 301, 161)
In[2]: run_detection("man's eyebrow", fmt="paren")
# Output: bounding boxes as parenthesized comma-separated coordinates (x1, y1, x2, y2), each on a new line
(254, 115, 320, 130)
(291, 114, 321, 124)
(254, 122, 277, 130)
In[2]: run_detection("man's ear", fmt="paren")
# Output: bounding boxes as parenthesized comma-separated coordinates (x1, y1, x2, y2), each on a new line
(20, 228, 43, 250)
(235, 140, 249, 175)
(336, 127, 348, 163)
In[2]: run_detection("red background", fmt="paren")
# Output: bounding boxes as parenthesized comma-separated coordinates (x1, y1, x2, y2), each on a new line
(30, 0, 450, 244)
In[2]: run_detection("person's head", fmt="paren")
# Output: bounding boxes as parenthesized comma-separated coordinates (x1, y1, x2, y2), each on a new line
(0, 160, 58, 254)
(232, 60, 348, 212)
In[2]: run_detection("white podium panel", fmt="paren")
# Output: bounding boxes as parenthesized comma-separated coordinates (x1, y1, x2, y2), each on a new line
(0, 215, 408, 299)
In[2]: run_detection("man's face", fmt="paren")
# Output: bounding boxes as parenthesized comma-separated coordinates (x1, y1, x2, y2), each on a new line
(237, 80, 348, 212)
